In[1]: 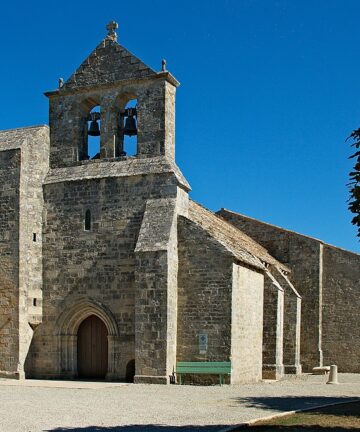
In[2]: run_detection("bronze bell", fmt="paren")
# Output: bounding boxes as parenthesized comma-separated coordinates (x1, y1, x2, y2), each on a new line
(88, 119, 100, 136)
(123, 115, 137, 136)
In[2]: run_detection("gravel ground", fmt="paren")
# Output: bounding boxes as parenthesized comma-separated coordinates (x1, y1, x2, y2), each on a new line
(0, 374, 359, 432)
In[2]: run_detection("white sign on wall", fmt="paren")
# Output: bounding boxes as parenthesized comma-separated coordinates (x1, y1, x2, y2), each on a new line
(199, 333, 208, 354)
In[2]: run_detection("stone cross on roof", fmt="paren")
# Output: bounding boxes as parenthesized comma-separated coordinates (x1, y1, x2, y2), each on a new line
(106, 20, 118, 42)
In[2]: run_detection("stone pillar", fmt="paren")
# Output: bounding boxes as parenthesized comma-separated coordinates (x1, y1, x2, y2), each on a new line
(100, 96, 117, 159)
(262, 270, 284, 380)
(106, 335, 117, 380)
(59, 334, 77, 378)
(137, 80, 176, 161)
(134, 249, 177, 384)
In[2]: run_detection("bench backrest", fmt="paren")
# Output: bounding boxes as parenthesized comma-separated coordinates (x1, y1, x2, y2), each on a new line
(176, 361, 231, 374)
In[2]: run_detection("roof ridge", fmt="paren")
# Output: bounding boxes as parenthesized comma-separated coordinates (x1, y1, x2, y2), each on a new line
(189, 200, 289, 271)
(219, 208, 360, 257)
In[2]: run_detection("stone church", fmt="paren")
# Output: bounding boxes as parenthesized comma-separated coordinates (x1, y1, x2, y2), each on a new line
(0, 22, 359, 384)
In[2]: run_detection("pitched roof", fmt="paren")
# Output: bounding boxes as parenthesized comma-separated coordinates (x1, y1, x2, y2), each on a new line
(218, 208, 360, 258)
(188, 200, 290, 272)
(63, 39, 156, 90)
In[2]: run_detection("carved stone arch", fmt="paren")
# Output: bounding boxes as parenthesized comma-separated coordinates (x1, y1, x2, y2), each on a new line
(112, 90, 139, 157)
(56, 297, 119, 380)
(114, 90, 138, 110)
(79, 96, 101, 114)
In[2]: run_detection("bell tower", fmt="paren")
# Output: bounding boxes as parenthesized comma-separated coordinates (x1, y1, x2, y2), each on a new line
(45, 21, 179, 168)
(36, 22, 190, 384)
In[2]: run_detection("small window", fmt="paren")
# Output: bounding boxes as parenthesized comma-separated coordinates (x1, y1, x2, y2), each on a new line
(33, 298, 37, 307)
(33, 233, 37, 242)
(84, 209, 91, 231)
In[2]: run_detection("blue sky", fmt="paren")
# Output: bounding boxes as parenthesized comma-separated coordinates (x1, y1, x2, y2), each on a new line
(1, 0, 359, 252)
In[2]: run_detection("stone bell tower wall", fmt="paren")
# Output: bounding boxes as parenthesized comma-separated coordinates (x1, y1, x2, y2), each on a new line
(31, 26, 186, 380)
(47, 76, 177, 169)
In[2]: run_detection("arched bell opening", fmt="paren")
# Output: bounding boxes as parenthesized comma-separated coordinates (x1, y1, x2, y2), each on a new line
(87, 105, 101, 160)
(115, 95, 138, 157)
(78, 98, 101, 161)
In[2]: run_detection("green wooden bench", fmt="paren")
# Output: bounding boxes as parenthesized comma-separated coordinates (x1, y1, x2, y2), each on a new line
(176, 361, 231, 385)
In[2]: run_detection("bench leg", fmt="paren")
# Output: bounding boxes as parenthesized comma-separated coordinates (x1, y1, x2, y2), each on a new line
(219, 374, 223, 385)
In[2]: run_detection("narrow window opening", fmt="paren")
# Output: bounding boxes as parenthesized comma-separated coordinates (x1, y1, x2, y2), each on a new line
(84, 209, 91, 231)
(118, 99, 137, 157)
(33, 298, 37, 307)
(33, 233, 37, 242)
(86, 106, 101, 160)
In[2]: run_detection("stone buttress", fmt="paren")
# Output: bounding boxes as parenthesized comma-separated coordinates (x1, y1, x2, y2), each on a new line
(0, 126, 49, 379)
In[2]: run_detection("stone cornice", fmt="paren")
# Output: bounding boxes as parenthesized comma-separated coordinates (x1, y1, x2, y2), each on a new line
(44, 72, 180, 98)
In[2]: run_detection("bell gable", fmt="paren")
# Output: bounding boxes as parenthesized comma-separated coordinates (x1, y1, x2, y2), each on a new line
(63, 22, 156, 90)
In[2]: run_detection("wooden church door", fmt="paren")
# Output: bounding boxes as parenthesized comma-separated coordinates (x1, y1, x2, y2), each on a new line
(77, 315, 108, 379)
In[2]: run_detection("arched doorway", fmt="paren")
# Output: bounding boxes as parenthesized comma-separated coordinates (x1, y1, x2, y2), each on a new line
(77, 315, 108, 379)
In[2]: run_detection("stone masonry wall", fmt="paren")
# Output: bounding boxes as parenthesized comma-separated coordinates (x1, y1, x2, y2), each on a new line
(217, 210, 322, 372)
(0, 126, 49, 379)
(279, 271, 302, 374)
(322, 245, 360, 372)
(26, 171, 180, 379)
(177, 214, 266, 384)
(64, 39, 155, 90)
(262, 272, 284, 379)
(18, 127, 49, 375)
(231, 264, 264, 384)
(48, 78, 176, 168)
(0, 149, 21, 377)
(134, 194, 188, 384)
(177, 217, 234, 380)
(134, 250, 171, 383)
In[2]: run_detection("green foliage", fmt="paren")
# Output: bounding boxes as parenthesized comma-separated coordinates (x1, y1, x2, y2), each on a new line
(347, 128, 360, 239)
